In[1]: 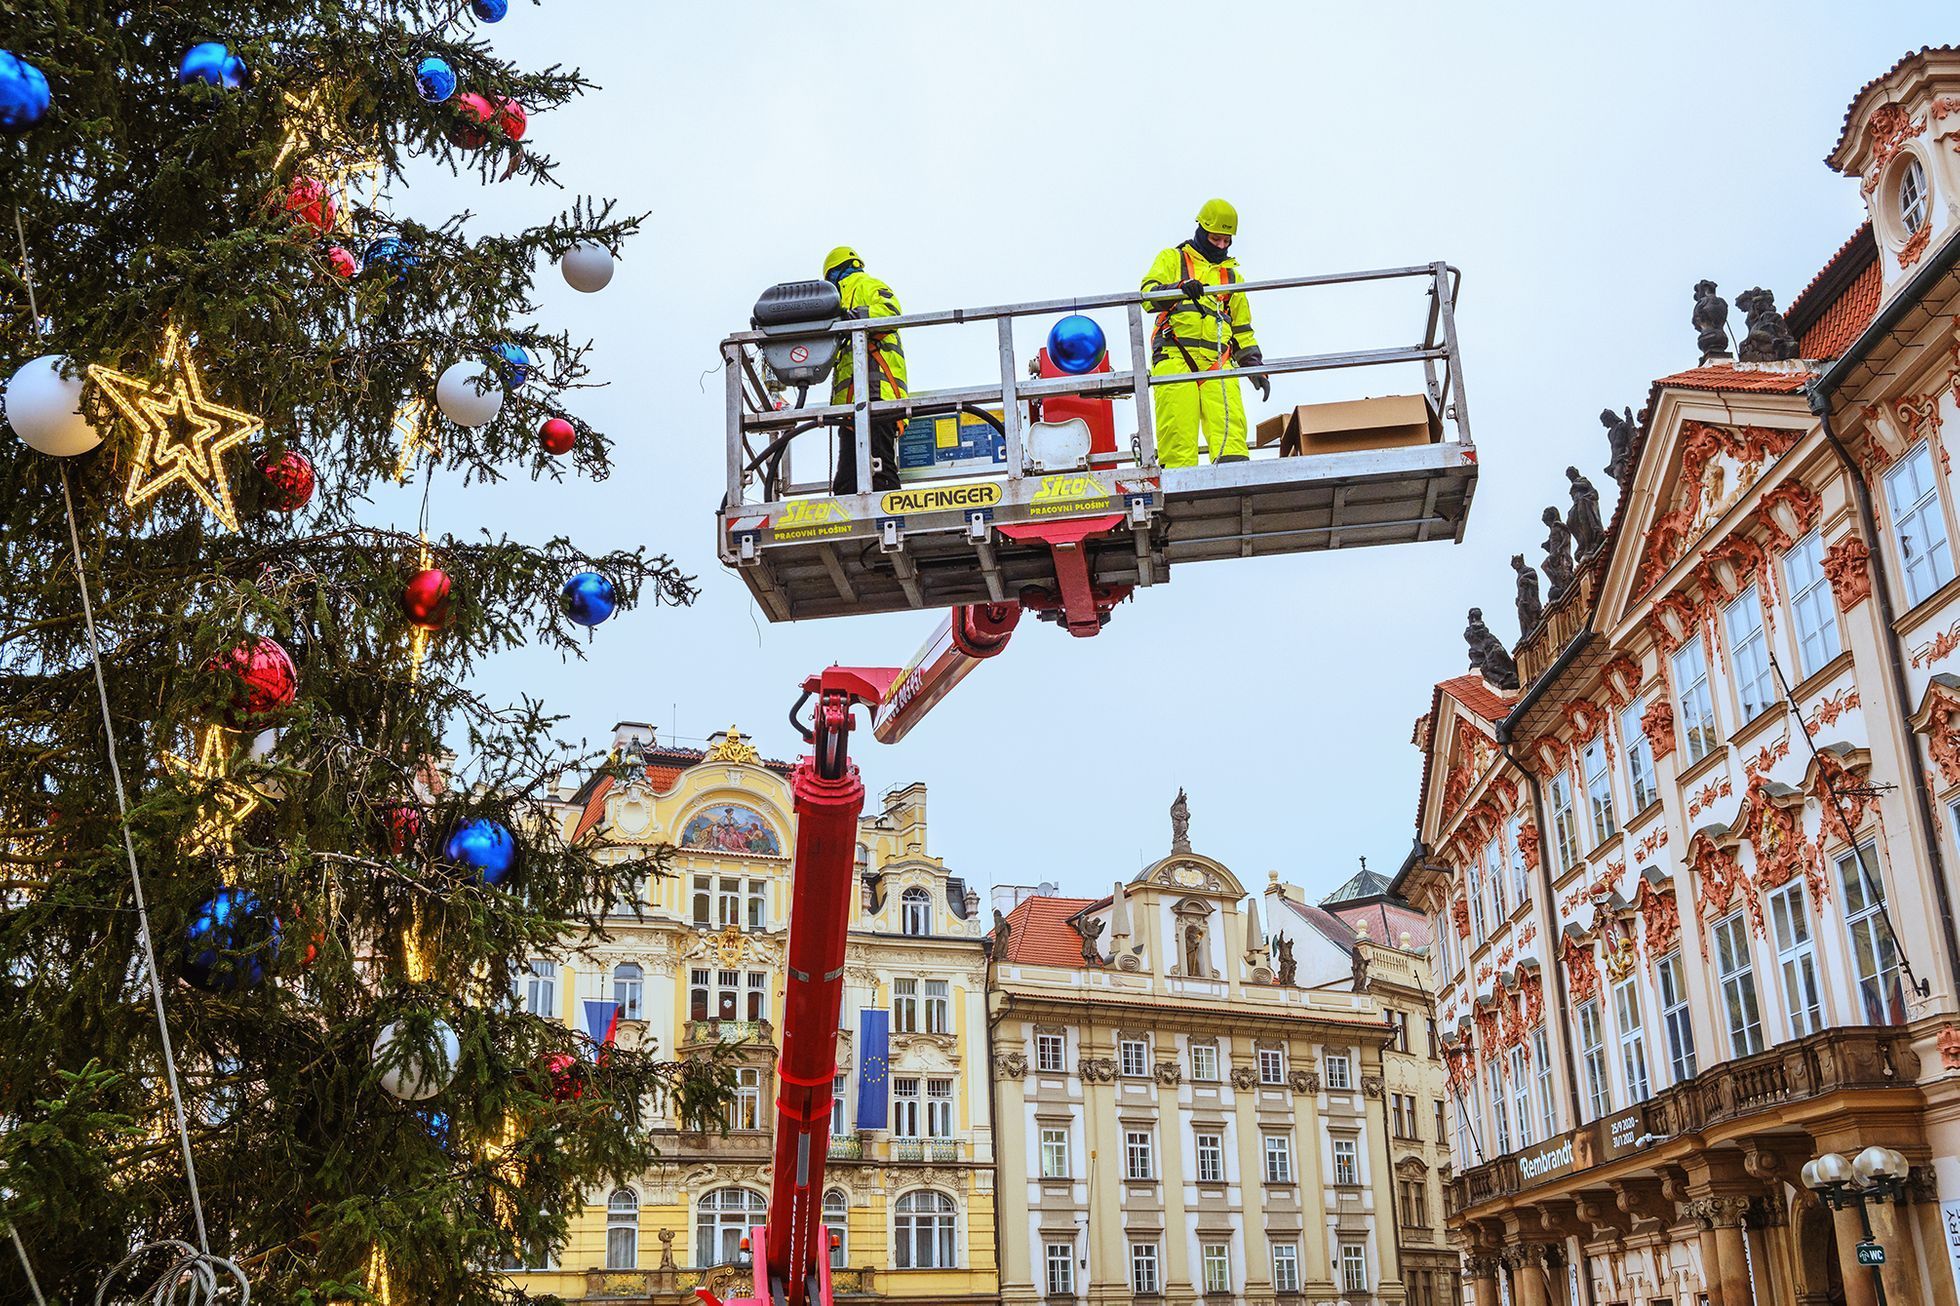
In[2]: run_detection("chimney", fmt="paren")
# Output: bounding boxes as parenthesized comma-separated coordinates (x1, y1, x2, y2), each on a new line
(612, 721, 656, 755)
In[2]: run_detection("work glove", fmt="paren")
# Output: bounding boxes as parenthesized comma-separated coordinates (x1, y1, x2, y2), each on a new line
(1180, 277, 1206, 303)
(1239, 348, 1271, 401)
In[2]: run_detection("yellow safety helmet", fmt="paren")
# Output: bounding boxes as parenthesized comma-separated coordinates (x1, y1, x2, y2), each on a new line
(822, 245, 862, 277)
(1195, 199, 1238, 237)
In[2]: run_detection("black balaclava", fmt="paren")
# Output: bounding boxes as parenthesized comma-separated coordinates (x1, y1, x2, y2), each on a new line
(1189, 226, 1230, 263)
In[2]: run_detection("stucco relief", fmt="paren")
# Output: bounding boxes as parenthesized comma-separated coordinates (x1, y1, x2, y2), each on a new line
(1633, 873, 1680, 959)
(1077, 1057, 1115, 1083)
(1822, 535, 1874, 610)
(1229, 1065, 1258, 1089)
(1755, 481, 1822, 552)
(1560, 932, 1601, 1005)
(1914, 679, 1960, 786)
(1602, 657, 1643, 707)
(1635, 422, 1802, 596)
(1640, 699, 1678, 762)
(991, 1050, 1027, 1080)
(1517, 820, 1541, 872)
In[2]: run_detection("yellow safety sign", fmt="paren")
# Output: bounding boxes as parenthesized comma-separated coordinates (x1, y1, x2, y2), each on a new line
(772, 497, 854, 541)
(1028, 472, 1112, 516)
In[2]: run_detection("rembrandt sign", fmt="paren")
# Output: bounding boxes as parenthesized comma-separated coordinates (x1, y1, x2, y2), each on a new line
(1517, 1136, 1583, 1186)
(1513, 1106, 1645, 1192)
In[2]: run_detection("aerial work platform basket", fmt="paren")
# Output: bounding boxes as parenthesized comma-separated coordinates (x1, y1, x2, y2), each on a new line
(717, 262, 1479, 630)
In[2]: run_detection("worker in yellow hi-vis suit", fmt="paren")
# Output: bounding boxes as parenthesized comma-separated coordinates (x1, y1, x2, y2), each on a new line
(823, 245, 908, 493)
(1139, 200, 1269, 469)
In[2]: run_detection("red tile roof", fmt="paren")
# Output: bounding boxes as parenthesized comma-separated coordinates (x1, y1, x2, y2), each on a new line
(1797, 255, 1882, 361)
(1437, 674, 1513, 725)
(1651, 364, 1816, 394)
(995, 895, 1099, 967)
(1328, 900, 1433, 950)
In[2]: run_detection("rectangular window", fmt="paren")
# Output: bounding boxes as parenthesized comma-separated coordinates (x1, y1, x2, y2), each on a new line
(1715, 911, 1766, 1056)
(892, 978, 918, 1034)
(831, 1073, 849, 1136)
(1119, 1038, 1148, 1079)
(717, 876, 740, 926)
(1886, 441, 1954, 606)
(517, 959, 558, 1018)
(1532, 1027, 1556, 1138)
(891, 1077, 921, 1138)
(1508, 1046, 1533, 1147)
(1258, 1046, 1285, 1084)
(1548, 768, 1582, 871)
(1486, 1061, 1510, 1156)
(1506, 814, 1531, 908)
(1466, 852, 1486, 942)
(1613, 977, 1650, 1104)
(691, 875, 712, 926)
(689, 967, 710, 1021)
(1272, 1244, 1300, 1294)
(1390, 1010, 1410, 1054)
(1195, 1131, 1224, 1183)
(1673, 639, 1719, 765)
(1190, 1041, 1219, 1082)
(1578, 998, 1611, 1121)
(1325, 1053, 1352, 1090)
(1485, 838, 1507, 927)
(1435, 1099, 1448, 1150)
(1583, 736, 1617, 846)
(1045, 1242, 1074, 1297)
(1035, 1031, 1066, 1073)
(730, 1067, 761, 1131)
(746, 878, 767, 930)
(1129, 1243, 1160, 1296)
(1340, 1242, 1368, 1294)
(925, 1077, 954, 1137)
(1400, 1177, 1428, 1228)
(715, 969, 740, 1021)
(1769, 880, 1824, 1037)
(1332, 1136, 1358, 1185)
(1202, 1242, 1231, 1295)
(1658, 950, 1698, 1084)
(1786, 531, 1843, 677)
(1263, 1132, 1294, 1183)
(1039, 1126, 1070, 1178)
(746, 971, 768, 1022)
(1124, 1129, 1154, 1181)
(1838, 844, 1907, 1025)
(1725, 584, 1775, 721)
(1622, 699, 1658, 812)
(923, 979, 950, 1034)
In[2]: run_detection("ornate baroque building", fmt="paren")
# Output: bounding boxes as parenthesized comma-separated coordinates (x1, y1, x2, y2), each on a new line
(1400, 47, 1960, 1306)
(988, 808, 1408, 1306)
(507, 722, 997, 1306)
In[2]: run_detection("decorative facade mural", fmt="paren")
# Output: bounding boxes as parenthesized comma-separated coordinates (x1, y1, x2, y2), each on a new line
(679, 803, 783, 855)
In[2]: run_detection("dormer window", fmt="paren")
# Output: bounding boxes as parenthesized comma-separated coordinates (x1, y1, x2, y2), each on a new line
(1899, 156, 1928, 236)
(901, 886, 932, 936)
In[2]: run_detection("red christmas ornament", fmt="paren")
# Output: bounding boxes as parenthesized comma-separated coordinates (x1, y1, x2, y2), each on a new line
(281, 176, 338, 238)
(326, 245, 358, 279)
(449, 92, 495, 149)
(258, 449, 316, 512)
(386, 804, 422, 856)
(210, 636, 299, 727)
(495, 98, 526, 141)
(542, 1052, 586, 1102)
(539, 417, 576, 456)
(402, 568, 454, 631)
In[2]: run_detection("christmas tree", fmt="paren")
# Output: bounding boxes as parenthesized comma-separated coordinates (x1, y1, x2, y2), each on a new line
(0, 5, 728, 1301)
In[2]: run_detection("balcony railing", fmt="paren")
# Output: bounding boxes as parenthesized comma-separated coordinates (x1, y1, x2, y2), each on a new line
(1515, 566, 1596, 688)
(889, 1138, 962, 1163)
(586, 1266, 876, 1300)
(829, 1132, 864, 1160)
(1446, 1026, 1917, 1217)
(660, 1128, 774, 1160)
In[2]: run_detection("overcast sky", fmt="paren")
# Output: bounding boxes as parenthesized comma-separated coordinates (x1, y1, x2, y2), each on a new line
(392, 2, 1944, 905)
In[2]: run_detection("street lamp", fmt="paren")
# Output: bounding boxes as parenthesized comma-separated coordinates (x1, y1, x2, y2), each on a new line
(1803, 1147, 1911, 1305)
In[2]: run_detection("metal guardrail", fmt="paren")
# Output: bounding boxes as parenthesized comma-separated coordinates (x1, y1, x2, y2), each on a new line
(721, 262, 1472, 508)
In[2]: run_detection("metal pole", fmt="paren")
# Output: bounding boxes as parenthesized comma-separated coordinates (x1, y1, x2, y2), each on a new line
(1433, 261, 1474, 450)
(996, 316, 1023, 480)
(1852, 1193, 1888, 1306)
(850, 328, 872, 495)
(1127, 301, 1157, 468)
(725, 344, 747, 508)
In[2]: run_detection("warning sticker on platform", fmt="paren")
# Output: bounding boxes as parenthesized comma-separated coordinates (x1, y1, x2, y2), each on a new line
(770, 498, 855, 541)
(879, 481, 1002, 516)
(1029, 473, 1113, 515)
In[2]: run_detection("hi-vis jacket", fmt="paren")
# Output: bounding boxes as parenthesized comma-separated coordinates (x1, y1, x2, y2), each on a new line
(1140, 242, 1260, 367)
(829, 270, 910, 405)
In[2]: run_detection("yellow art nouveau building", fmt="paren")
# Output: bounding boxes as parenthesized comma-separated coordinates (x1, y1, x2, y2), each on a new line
(506, 722, 997, 1306)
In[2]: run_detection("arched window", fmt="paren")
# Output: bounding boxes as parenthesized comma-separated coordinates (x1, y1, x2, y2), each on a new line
(613, 962, 643, 1020)
(1900, 156, 1929, 235)
(893, 1190, 957, 1269)
(697, 1187, 767, 1266)
(607, 1188, 639, 1269)
(824, 1188, 849, 1268)
(901, 887, 932, 937)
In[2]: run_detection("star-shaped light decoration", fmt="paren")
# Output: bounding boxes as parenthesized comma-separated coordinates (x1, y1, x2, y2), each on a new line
(90, 327, 262, 532)
(391, 398, 437, 484)
(273, 83, 384, 228)
(162, 726, 264, 856)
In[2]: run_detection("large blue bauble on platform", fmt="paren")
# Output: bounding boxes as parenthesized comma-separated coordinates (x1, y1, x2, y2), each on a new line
(0, 52, 51, 134)
(362, 236, 418, 281)
(471, 0, 510, 20)
(414, 56, 457, 104)
(183, 888, 282, 992)
(1046, 314, 1107, 375)
(179, 42, 247, 90)
(560, 572, 616, 627)
(492, 342, 532, 389)
(445, 818, 517, 884)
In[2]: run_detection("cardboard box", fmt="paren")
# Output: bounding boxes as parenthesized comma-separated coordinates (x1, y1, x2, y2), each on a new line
(1254, 395, 1439, 457)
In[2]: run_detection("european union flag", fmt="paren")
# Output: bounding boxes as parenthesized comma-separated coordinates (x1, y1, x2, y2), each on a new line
(856, 1008, 890, 1130)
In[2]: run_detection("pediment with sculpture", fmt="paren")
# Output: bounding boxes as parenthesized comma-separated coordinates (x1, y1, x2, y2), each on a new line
(1133, 851, 1244, 898)
(1628, 420, 1803, 599)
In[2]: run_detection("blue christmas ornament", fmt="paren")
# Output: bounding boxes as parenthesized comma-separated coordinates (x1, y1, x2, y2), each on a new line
(183, 888, 282, 992)
(471, 0, 510, 20)
(560, 572, 616, 627)
(178, 42, 248, 91)
(414, 55, 457, 104)
(362, 236, 418, 281)
(419, 1108, 453, 1148)
(0, 52, 51, 134)
(1046, 314, 1107, 375)
(445, 818, 517, 885)
(492, 342, 532, 389)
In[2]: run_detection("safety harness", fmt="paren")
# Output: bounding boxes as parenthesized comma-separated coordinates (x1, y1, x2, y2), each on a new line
(1151, 243, 1239, 371)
